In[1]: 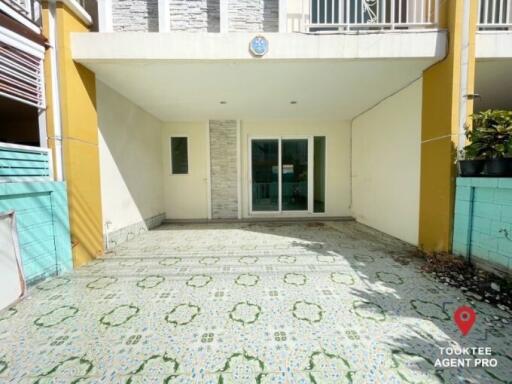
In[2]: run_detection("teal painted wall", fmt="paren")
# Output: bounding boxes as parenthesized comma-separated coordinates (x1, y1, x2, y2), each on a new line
(0, 182, 72, 284)
(453, 178, 512, 273)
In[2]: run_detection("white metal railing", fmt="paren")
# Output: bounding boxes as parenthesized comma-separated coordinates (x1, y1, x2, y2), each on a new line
(478, 0, 512, 30)
(305, 0, 439, 31)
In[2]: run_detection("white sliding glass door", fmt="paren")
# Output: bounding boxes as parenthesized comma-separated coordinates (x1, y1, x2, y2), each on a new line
(249, 137, 313, 214)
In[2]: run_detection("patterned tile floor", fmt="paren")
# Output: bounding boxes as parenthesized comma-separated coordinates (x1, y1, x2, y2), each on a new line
(0, 221, 511, 383)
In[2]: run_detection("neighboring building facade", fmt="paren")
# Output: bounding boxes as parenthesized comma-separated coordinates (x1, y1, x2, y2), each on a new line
(452, 0, 512, 275)
(0, 0, 46, 144)
(0, 0, 72, 284)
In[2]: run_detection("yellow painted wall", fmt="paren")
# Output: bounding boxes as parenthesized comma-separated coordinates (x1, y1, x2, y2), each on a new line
(419, 0, 478, 252)
(42, 2, 104, 267)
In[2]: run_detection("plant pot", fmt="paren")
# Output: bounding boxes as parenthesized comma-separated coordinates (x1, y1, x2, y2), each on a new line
(484, 158, 512, 177)
(458, 160, 485, 177)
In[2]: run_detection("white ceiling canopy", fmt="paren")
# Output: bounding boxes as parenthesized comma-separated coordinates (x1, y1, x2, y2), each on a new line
(84, 59, 439, 121)
(73, 32, 445, 121)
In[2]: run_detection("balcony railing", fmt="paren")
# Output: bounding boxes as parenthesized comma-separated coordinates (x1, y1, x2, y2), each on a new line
(478, 0, 512, 30)
(305, 0, 439, 31)
(0, 0, 43, 28)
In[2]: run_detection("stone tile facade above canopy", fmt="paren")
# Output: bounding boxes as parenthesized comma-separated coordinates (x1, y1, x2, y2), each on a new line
(112, 0, 159, 32)
(228, 0, 278, 32)
(169, 0, 220, 32)
(109, 0, 277, 33)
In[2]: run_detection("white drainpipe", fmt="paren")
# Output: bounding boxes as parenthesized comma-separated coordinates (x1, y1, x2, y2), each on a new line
(458, 0, 472, 153)
(47, 0, 64, 181)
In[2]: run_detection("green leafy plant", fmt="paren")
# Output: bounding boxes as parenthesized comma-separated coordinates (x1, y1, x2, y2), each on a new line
(464, 110, 512, 159)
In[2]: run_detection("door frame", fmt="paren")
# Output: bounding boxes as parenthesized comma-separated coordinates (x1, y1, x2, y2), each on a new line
(248, 136, 314, 216)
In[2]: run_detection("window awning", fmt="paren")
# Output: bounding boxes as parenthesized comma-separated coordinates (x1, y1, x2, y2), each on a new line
(0, 41, 44, 108)
(0, 12, 46, 109)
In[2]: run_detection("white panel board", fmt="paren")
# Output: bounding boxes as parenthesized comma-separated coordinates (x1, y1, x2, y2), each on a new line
(0, 211, 26, 311)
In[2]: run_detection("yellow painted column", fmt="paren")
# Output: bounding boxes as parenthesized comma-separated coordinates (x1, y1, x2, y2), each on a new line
(42, 2, 104, 267)
(418, 0, 478, 252)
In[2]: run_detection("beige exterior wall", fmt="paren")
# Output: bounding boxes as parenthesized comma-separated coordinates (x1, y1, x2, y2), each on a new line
(97, 81, 165, 234)
(240, 120, 352, 218)
(351, 80, 422, 245)
(162, 122, 210, 219)
(155, 119, 350, 220)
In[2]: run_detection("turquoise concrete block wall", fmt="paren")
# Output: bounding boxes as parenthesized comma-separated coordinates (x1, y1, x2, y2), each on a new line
(0, 181, 73, 284)
(453, 178, 512, 274)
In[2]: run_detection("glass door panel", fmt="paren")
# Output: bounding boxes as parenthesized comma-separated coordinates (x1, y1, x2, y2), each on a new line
(281, 139, 308, 211)
(251, 139, 279, 212)
(313, 136, 326, 213)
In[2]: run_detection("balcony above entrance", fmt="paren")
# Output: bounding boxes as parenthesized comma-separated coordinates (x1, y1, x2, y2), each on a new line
(96, 0, 441, 34)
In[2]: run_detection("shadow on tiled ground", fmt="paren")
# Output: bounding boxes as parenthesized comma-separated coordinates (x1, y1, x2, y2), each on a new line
(0, 221, 511, 383)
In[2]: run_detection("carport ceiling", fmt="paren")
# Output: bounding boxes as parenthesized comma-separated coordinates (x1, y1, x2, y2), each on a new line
(475, 60, 512, 112)
(81, 59, 434, 121)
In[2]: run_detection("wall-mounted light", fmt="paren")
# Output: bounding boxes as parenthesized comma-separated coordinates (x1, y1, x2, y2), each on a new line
(290, 101, 298, 105)
(220, 101, 227, 104)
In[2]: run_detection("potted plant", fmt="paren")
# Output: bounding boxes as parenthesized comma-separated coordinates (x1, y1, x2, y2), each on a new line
(464, 110, 512, 177)
(457, 148, 485, 177)
(458, 124, 485, 177)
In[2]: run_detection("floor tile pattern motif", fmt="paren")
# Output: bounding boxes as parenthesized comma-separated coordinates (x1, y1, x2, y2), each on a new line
(0, 222, 511, 383)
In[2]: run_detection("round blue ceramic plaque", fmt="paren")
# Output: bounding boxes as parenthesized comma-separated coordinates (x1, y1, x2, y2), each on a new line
(249, 36, 269, 57)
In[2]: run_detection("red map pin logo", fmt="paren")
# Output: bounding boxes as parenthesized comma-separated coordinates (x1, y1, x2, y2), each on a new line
(454, 306, 476, 336)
